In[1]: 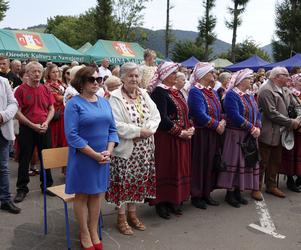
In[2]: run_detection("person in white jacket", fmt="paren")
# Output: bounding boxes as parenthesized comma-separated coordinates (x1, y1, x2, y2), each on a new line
(106, 62, 161, 235)
(0, 76, 20, 214)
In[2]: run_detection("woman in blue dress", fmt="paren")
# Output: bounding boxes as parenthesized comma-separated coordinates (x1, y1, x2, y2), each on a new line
(217, 69, 261, 207)
(64, 67, 119, 250)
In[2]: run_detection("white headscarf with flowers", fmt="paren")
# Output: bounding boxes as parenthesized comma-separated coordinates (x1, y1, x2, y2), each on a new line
(189, 62, 215, 87)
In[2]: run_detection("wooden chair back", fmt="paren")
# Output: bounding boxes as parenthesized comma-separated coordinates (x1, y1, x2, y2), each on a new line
(41, 147, 68, 169)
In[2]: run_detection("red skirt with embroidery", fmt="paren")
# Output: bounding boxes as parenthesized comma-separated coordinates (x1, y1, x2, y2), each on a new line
(280, 132, 301, 176)
(149, 130, 191, 206)
(49, 106, 67, 148)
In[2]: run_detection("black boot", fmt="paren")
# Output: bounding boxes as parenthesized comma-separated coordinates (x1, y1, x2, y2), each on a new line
(191, 197, 207, 209)
(234, 189, 248, 205)
(225, 191, 240, 208)
(295, 177, 301, 188)
(155, 203, 170, 219)
(287, 176, 301, 193)
(203, 196, 219, 206)
(166, 202, 183, 215)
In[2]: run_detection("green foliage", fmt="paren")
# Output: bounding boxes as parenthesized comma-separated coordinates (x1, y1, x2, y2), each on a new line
(95, 0, 115, 40)
(272, 0, 301, 61)
(78, 8, 98, 45)
(217, 39, 270, 62)
(171, 41, 205, 62)
(196, 0, 216, 60)
(45, 10, 99, 49)
(0, 0, 8, 23)
(112, 0, 151, 41)
(44, 0, 150, 48)
(225, 0, 250, 62)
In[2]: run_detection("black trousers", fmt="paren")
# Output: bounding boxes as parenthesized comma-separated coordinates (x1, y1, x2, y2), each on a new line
(16, 125, 53, 193)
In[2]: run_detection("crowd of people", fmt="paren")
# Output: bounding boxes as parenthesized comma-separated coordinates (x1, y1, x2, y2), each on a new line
(1, 50, 301, 249)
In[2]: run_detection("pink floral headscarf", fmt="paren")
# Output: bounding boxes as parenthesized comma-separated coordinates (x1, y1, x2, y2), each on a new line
(226, 68, 253, 92)
(150, 61, 179, 90)
(289, 73, 301, 96)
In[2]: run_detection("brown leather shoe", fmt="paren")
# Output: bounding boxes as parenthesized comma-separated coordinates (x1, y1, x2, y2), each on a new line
(251, 191, 263, 201)
(266, 187, 286, 198)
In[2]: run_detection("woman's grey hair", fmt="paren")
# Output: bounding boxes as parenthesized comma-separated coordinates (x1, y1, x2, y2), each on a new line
(218, 72, 231, 83)
(176, 72, 186, 79)
(120, 62, 140, 80)
(25, 61, 43, 73)
(269, 67, 288, 79)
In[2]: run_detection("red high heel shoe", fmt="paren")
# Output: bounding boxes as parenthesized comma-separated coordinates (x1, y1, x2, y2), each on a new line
(93, 241, 103, 250)
(80, 237, 95, 250)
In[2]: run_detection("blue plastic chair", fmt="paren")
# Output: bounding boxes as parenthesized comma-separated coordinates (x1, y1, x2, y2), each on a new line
(41, 147, 103, 250)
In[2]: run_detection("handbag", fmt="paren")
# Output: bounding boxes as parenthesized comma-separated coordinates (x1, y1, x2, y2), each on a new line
(212, 148, 226, 172)
(288, 94, 301, 118)
(239, 134, 259, 168)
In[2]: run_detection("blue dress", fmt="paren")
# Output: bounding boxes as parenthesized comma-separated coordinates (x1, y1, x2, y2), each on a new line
(64, 95, 119, 194)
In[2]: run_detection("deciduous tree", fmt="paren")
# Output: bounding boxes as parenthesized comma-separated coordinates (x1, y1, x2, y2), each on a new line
(171, 41, 205, 62)
(0, 0, 8, 23)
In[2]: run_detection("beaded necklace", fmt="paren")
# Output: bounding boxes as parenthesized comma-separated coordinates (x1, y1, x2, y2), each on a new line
(122, 86, 145, 122)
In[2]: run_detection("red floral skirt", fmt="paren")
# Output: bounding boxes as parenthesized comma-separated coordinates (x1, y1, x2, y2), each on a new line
(105, 137, 156, 207)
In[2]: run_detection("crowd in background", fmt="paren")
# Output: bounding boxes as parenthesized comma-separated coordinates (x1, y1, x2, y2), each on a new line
(1, 50, 301, 249)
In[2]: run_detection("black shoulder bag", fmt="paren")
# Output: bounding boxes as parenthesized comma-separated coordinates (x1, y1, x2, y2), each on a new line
(239, 134, 259, 168)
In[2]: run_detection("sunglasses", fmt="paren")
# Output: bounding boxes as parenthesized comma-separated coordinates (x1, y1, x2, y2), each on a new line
(87, 76, 103, 84)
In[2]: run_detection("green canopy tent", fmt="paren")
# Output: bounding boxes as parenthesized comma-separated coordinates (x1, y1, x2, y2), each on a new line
(0, 29, 89, 63)
(210, 58, 233, 68)
(85, 39, 145, 64)
(77, 42, 92, 54)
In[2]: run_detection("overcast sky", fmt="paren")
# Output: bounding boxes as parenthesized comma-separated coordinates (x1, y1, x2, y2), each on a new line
(0, 0, 280, 46)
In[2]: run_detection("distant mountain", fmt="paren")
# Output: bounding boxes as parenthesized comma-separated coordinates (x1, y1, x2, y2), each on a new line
(261, 43, 274, 61)
(3, 24, 47, 33)
(140, 28, 231, 59)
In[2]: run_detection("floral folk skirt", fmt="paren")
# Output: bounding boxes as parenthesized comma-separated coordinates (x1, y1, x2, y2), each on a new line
(105, 137, 156, 207)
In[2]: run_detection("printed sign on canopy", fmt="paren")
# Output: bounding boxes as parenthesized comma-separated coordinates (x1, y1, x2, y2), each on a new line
(112, 42, 135, 57)
(16, 33, 44, 50)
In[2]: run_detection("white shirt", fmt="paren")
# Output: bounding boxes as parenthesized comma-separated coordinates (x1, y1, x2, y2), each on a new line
(64, 85, 79, 105)
(0, 77, 18, 140)
(98, 66, 112, 78)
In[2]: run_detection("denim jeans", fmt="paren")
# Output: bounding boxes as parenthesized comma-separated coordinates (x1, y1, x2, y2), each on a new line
(0, 130, 11, 204)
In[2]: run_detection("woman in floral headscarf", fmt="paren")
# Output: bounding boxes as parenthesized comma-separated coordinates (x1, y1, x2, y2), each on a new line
(217, 68, 262, 207)
(150, 61, 194, 219)
(280, 73, 301, 192)
(188, 62, 225, 210)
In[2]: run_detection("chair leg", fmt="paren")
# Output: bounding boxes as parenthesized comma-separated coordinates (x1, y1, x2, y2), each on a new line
(98, 211, 103, 240)
(64, 202, 72, 250)
(43, 168, 48, 235)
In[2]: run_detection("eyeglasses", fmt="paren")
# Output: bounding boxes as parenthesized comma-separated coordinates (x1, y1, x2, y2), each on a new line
(278, 73, 289, 77)
(87, 76, 103, 84)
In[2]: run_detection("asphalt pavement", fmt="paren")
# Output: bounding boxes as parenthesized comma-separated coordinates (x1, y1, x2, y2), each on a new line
(1, 160, 301, 250)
